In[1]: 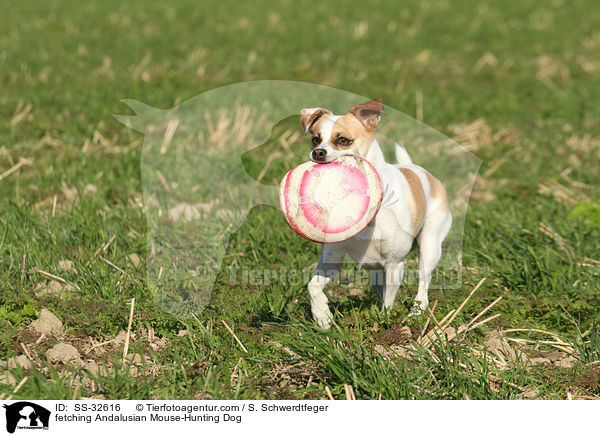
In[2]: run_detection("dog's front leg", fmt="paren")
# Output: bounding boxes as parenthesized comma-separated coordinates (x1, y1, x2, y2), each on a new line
(307, 246, 343, 329)
(382, 261, 404, 310)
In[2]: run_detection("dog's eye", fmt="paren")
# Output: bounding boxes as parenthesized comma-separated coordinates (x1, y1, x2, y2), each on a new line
(312, 136, 320, 146)
(337, 137, 352, 146)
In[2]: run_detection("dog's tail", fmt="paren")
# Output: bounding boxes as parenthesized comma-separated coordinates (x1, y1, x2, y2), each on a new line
(395, 143, 413, 165)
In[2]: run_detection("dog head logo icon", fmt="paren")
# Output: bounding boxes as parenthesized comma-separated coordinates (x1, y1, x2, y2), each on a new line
(3, 402, 51, 433)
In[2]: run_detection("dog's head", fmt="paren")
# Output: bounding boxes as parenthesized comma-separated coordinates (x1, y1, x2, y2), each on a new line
(300, 98, 385, 163)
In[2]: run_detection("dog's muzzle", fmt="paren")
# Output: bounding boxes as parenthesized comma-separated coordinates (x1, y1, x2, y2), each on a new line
(311, 148, 327, 162)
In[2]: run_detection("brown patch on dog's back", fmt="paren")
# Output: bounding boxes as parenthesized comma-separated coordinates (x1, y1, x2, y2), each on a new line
(398, 168, 426, 236)
(424, 171, 449, 213)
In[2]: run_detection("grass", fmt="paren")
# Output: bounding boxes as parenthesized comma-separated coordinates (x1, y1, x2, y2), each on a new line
(1, 0, 600, 400)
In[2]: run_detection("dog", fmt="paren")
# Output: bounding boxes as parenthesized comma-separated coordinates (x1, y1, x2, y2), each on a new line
(300, 98, 452, 329)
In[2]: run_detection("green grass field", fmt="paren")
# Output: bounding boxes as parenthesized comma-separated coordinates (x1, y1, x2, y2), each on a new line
(1, 0, 599, 400)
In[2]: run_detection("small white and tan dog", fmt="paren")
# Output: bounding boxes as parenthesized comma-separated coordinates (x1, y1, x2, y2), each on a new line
(300, 98, 452, 329)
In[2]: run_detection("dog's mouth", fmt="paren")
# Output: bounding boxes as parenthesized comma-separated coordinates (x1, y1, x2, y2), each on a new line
(310, 150, 356, 164)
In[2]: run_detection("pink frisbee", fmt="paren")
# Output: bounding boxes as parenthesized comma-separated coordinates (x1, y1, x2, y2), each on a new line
(280, 155, 383, 243)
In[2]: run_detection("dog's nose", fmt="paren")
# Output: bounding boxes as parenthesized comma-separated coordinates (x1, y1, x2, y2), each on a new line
(312, 148, 327, 162)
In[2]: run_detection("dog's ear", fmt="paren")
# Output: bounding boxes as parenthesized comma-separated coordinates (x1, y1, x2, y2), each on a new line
(350, 98, 385, 131)
(300, 108, 330, 135)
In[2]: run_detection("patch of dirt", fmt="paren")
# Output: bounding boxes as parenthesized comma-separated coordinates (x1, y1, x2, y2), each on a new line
(82, 361, 109, 378)
(375, 343, 412, 360)
(4, 304, 174, 396)
(46, 342, 83, 365)
(375, 324, 412, 346)
(573, 366, 600, 392)
(112, 331, 130, 347)
(8, 355, 32, 370)
(34, 280, 75, 297)
(545, 351, 567, 362)
(124, 353, 161, 377)
(82, 330, 129, 357)
(58, 260, 78, 274)
(30, 308, 64, 336)
(528, 357, 552, 366)
(484, 330, 525, 364)
(555, 356, 577, 368)
(0, 355, 33, 385)
(17, 325, 46, 345)
(483, 330, 581, 369)
(127, 253, 141, 267)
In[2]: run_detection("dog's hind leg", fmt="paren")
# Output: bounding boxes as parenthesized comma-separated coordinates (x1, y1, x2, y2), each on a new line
(411, 211, 452, 315)
(307, 245, 344, 329)
(370, 207, 411, 311)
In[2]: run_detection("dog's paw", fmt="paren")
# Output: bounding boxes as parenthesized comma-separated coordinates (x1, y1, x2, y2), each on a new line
(312, 306, 333, 330)
(408, 303, 425, 317)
